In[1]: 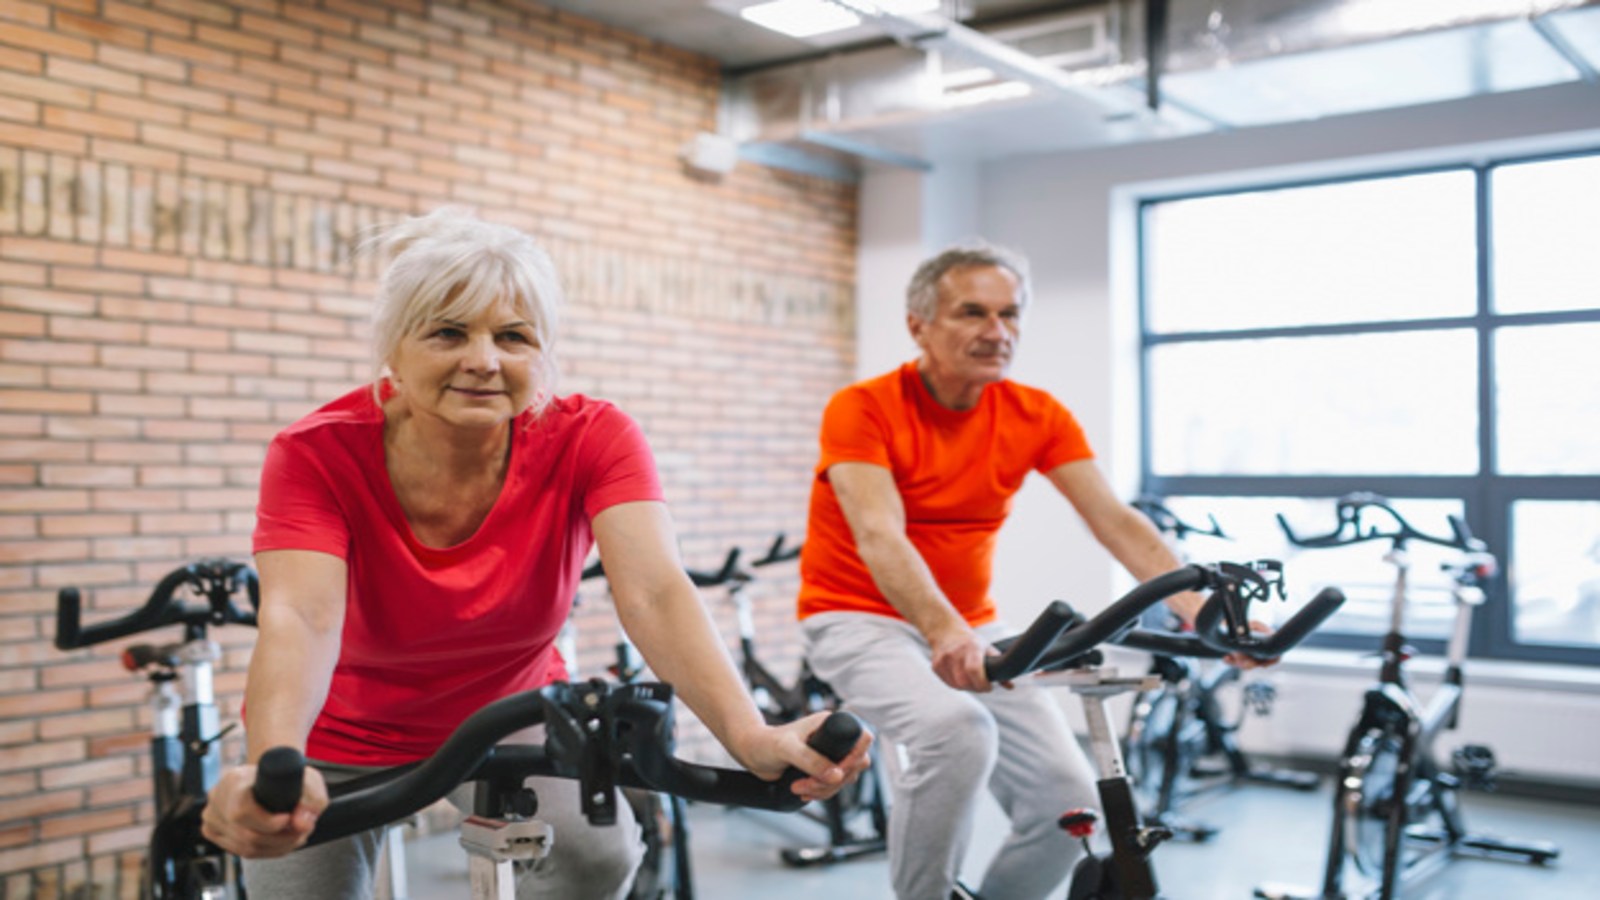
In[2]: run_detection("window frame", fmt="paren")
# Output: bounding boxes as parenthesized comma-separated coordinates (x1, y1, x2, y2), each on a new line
(1137, 148, 1600, 667)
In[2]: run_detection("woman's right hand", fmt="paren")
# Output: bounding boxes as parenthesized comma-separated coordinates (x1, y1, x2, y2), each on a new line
(201, 762, 328, 858)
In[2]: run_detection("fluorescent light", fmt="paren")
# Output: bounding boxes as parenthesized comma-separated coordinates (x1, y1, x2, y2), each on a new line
(740, 0, 861, 38)
(942, 80, 1032, 108)
(738, 0, 943, 39)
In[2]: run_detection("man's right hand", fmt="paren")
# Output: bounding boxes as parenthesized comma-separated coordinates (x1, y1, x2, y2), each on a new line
(929, 623, 992, 693)
(201, 763, 328, 858)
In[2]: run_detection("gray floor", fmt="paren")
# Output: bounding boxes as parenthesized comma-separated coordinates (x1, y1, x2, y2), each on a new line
(401, 775, 1599, 899)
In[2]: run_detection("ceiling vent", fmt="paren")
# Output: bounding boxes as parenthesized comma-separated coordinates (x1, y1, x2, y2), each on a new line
(725, 0, 1600, 177)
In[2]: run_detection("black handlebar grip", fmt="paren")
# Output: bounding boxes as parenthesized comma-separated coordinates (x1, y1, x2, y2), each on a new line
(804, 710, 862, 761)
(984, 600, 1078, 683)
(1250, 587, 1346, 657)
(776, 710, 863, 796)
(253, 747, 307, 814)
(54, 588, 82, 650)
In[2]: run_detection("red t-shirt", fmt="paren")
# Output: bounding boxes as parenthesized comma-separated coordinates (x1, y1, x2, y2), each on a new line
(797, 362, 1094, 627)
(252, 386, 662, 765)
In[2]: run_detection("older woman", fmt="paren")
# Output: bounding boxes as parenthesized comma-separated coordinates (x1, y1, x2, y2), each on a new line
(202, 208, 868, 899)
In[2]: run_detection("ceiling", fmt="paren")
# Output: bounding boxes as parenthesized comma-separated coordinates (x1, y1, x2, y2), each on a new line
(535, 1, 1600, 177)
(537, 0, 1071, 71)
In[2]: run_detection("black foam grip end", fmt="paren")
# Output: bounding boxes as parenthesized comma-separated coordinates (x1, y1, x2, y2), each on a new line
(55, 589, 81, 650)
(253, 746, 306, 814)
(775, 710, 864, 797)
(805, 711, 862, 763)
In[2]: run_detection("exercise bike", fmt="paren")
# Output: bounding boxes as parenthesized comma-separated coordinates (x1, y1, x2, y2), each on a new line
(1256, 493, 1560, 900)
(725, 534, 889, 867)
(955, 560, 1347, 900)
(568, 557, 702, 900)
(1123, 497, 1319, 842)
(244, 681, 863, 900)
(54, 559, 260, 900)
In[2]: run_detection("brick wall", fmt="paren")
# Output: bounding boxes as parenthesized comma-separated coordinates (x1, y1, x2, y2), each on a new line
(0, 0, 858, 895)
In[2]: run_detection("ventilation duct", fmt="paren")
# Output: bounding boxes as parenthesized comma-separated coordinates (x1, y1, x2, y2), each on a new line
(725, 0, 1600, 176)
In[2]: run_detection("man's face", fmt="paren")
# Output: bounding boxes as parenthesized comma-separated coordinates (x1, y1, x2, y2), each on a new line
(910, 264, 1022, 389)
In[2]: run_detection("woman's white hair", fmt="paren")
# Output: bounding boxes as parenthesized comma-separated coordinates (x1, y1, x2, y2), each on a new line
(364, 207, 563, 416)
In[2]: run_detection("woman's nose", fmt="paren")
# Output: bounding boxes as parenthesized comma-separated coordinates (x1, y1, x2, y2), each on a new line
(461, 335, 501, 373)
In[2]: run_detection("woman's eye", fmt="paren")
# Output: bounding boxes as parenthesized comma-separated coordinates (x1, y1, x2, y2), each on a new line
(429, 326, 464, 339)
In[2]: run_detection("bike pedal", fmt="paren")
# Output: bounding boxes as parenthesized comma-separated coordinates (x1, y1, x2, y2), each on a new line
(1243, 681, 1278, 716)
(1452, 744, 1499, 790)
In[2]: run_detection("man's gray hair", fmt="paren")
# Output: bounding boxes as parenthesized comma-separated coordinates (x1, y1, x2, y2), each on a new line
(905, 242, 1032, 321)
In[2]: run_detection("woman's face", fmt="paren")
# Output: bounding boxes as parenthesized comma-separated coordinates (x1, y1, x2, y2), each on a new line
(386, 296, 544, 431)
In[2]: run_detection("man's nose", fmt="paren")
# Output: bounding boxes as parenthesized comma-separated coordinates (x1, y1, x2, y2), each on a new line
(981, 314, 1011, 340)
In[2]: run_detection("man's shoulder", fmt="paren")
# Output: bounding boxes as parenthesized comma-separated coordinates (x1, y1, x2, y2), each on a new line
(833, 363, 909, 402)
(992, 377, 1067, 413)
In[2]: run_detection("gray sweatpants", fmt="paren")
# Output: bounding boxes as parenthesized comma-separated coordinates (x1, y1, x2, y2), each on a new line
(243, 760, 643, 900)
(803, 612, 1098, 900)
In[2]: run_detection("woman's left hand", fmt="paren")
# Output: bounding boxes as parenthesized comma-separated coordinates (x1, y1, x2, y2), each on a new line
(730, 712, 874, 803)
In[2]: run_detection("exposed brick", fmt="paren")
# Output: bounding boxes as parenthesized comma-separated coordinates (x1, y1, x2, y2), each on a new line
(103, 1, 191, 38)
(149, 0, 236, 27)
(283, 4, 357, 37)
(39, 513, 136, 538)
(195, 23, 275, 58)
(0, 690, 84, 720)
(2, 0, 859, 882)
(39, 756, 134, 790)
(98, 248, 189, 276)
(0, 837, 84, 878)
(0, 21, 94, 60)
(40, 807, 136, 841)
(0, 789, 81, 823)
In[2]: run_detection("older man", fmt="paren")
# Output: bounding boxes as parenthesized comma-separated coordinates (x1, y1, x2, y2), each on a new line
(797, 243, 1205, 900)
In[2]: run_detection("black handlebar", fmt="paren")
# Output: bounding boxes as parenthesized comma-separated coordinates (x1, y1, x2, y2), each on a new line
(1277, 492, 1485, 554)
(753, 533, 803, 567)
(55, 559, 259, 650)
(581, 547, 750, 590)
(985, 563, 1346, 682)
(584, 536, 800, 594)
(1132, 495, 1228, 542)
(250, 680, 862, 848)
(685, 547, 748, 588)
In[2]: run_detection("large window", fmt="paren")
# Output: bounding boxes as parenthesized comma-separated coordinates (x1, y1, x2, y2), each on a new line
(1139, 150, 1600, 665)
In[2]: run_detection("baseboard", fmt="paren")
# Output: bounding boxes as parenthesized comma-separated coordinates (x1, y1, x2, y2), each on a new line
(1250, 752, 1600, 806)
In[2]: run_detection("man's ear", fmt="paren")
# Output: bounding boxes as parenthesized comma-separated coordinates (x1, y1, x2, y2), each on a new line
(907, 312, 925, 347)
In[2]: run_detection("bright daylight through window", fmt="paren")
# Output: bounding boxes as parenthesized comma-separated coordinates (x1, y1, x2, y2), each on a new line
(1138, 150, 1600, 665)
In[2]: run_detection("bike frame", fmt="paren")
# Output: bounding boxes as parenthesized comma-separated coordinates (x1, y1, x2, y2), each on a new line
(55, 560, 258, 900)
(723, 535, 889, 867)
(1262, 494, 1558, 900)
(1321, 545, 1476, 899)
(1125, 498, 1315, 841)
(573, 558, 696, 900)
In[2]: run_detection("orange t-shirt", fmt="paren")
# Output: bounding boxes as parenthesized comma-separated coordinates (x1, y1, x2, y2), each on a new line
(797, 362, 1094, 627)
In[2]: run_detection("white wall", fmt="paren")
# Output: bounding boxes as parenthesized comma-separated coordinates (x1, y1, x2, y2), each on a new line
(855, 81, 1600, 783)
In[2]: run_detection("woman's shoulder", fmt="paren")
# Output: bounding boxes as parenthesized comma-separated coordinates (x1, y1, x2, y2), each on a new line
(274, 385, 383, 444)
(526, 393, 642, 441)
